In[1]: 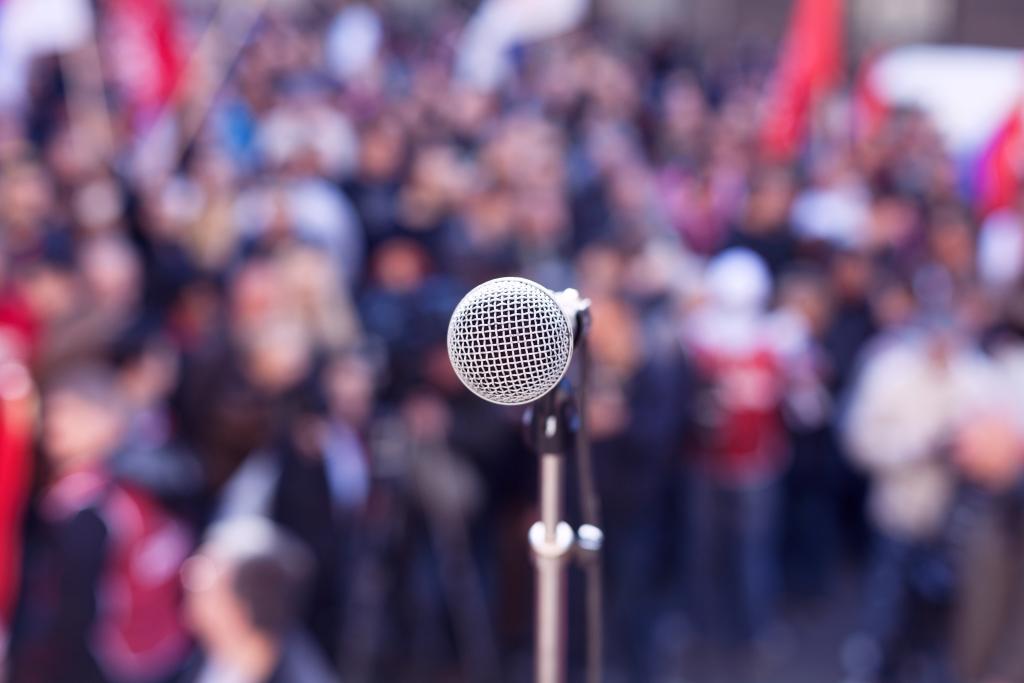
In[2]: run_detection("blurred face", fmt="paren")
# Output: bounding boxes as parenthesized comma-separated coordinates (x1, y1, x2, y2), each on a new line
(662, 74, 706, 148)
(445, 87, 493, 137)
(193, 148, 236, 193)
(231, 260, 282, 330)
(585, 373, 629, 441)
(372, 240, 429, 293)
(587, 50, 639, 120)
(589, 296, 642, 376)
(576, 245, 626, 296)
(182, 550, 250, 649)
(924, 328, 962, 372)
(462, 189, 513, 244)
(873, 283, 915, 330)
(400, 146, 467, 227)
(401, 391, 451, 443)
(955, 414, 1024, 491)
(121, 344, 179, 406)
(359, 120, 405, 181)
(16, 265, 77, 322)
(81, 240, 142, 312)
(278, 245, 335, 300)
(930, 219, 974, 278)
(781, 280, 832, 336)
(1, 161, 52, 234)
(745, 172, 793, 232)
(488, 117, 565, 191)
(869, 196, 917, 249)
(44, 389, 124, 473)
(72, 177, 124, 235)
(45, 126, 99, 186)
(831, 252, 872, 300)
(244, 319, 312, 393)
(609, 166, 653, 216)
(517, 191, 568, 246)
(325, 357, 374, 427)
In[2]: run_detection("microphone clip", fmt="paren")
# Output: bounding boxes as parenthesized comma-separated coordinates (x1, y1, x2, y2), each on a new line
(551, 288, 591, 340)
(523, 379, 578, 457)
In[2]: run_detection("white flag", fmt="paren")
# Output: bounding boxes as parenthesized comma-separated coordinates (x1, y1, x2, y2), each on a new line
(455, 0, 589, 91)
(0, 0, 94, 105)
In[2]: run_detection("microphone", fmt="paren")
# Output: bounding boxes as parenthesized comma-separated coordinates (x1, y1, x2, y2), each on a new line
(450, 277, 604, 683)
(447, 277, 588, 406)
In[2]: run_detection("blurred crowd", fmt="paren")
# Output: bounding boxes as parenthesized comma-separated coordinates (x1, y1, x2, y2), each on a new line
(2, 1, 1024, 683)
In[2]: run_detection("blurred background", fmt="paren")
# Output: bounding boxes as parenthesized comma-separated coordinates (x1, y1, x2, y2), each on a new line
(1, 0, 1024, 682)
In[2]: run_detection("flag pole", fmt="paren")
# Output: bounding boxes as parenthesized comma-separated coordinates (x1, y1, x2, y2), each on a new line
(132, 0, 270, 179)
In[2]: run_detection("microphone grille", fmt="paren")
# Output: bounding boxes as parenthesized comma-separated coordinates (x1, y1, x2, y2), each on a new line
(447, 277, 574, 405)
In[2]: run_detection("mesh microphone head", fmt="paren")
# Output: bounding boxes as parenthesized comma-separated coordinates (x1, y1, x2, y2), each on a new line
(447, 277, 574, 405)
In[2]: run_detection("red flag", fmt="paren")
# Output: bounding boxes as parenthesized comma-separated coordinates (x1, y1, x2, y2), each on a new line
(761, 0, 844, 159)
(976, 102, 1023, 217)
(106, 0, 183, 121)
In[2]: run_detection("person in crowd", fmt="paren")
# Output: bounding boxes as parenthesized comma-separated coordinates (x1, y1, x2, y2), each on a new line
(8, 365, 192, 683)
(109, 321, 203, 518)
(197, 311, 343, 664)
(947, 409, 1024, 683)
(776, 267, 841, 598)
(179, 516, 338, 683)
(682, 248, 794, 648)
(591, 282, 695, 678)
(842, 319, 1000, 682)
(4, 0, 1024, 680)
(0, 358, 33, 666)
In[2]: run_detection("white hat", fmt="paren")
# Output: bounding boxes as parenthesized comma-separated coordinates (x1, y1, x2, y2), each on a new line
(704, 248, 772, 312)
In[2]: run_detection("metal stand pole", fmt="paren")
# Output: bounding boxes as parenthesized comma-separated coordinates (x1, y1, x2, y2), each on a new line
(530, 453, 573, 683)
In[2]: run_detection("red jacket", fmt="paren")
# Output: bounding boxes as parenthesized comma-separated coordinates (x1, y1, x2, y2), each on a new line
(0, 363, 33, 628)
(688, 340, 790, 484)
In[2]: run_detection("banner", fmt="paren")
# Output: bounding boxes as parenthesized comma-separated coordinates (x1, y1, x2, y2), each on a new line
(0, 0, 94, 106)
(455, 0, 589, 90)
(859, 45, 1024, 213)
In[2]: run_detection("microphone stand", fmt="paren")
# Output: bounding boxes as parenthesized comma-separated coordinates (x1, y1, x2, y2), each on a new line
(523, 307, 604, 683)
(573, 333, 604, 683)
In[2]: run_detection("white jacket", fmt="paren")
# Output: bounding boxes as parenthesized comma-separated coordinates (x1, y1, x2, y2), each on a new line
(843, 334, 1003, 540)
